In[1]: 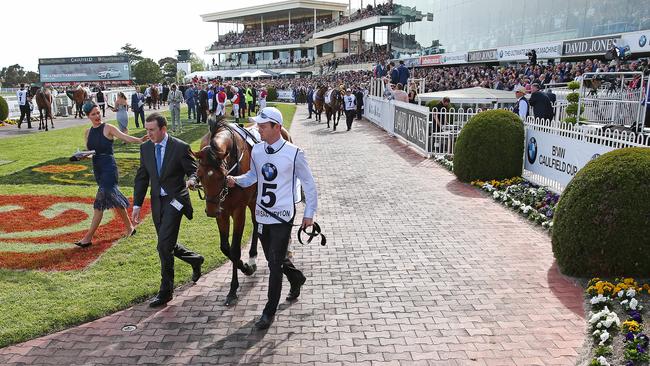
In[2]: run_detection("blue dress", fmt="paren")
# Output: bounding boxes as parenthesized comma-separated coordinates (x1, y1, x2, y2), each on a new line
(116, 104, 128, 131)
(87, 123, 130, 211)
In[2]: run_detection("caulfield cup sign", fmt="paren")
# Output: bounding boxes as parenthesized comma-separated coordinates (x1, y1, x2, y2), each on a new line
(524, 128, 614, 187)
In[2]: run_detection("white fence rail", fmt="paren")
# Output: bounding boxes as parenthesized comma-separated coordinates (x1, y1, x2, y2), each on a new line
(363, 96, 650, 193)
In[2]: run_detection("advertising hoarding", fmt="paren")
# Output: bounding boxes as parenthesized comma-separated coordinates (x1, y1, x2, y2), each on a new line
(39, 56, 131, 83)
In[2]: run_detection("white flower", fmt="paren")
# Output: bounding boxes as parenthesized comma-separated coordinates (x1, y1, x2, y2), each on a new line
(593, 329, 601, 336)
(618, 290, 624, 298)
(597, 356, 610, 366)
(626, 288, 636, 298)
(598, 330, 610, 345)
(621, 299, 629, 306)
(590, 294, 609, 305)
(492, 191, 499, 199)
(630, 298, 639, 310)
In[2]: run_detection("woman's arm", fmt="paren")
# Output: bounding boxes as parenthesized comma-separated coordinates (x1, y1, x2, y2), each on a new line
(106, 124, 148, 143)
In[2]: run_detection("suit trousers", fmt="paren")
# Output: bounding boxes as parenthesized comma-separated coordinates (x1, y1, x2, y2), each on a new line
(155, 195, 203, 296)
(260, 223, 304, 317)
(170, 105, 181, 131)
(133, 109, 145, 128)
(307, 102, 313, 117)
(187, 102, 196, 119)
(198, 105, 208, 123)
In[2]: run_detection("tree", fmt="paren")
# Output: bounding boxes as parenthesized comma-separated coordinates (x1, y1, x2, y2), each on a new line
(118, 43, 143, 65)
(190, 52, 206, 72)
(0, 64, 40, 87)
(132, 58, 162, 85)
(158, 57, 178, 82)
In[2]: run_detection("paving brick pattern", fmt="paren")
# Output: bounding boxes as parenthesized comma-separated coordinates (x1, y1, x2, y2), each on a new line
(0, 105, 586, 365)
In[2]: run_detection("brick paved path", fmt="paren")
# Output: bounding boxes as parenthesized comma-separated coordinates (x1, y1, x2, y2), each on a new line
(0, 105, 586, 365)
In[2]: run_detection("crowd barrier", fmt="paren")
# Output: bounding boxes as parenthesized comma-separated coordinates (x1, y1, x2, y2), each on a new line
(364, 95, 650, 193)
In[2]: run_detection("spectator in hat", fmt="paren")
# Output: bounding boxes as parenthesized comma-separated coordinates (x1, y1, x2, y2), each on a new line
(513, 86, 529, 120)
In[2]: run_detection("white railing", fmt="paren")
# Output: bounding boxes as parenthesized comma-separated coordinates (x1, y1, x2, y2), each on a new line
(429, 107, 483, 156)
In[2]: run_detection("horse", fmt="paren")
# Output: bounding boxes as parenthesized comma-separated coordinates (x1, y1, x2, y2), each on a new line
(313, 86, 327, 123)
(66, 88, 87, 118)
(194, 113, 293, 306)
(325, 89, 344, 129)
(34, 87, 54, 131)
(150, 87, 160, 110)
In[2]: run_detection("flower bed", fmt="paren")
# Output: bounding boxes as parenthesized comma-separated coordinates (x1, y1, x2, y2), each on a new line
(434, 155, 558, 229)
(0, 194, 150, 271)
(586, 278, 650, 366)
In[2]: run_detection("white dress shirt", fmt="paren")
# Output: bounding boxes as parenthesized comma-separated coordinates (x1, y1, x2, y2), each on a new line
(234, 137, 318, 219)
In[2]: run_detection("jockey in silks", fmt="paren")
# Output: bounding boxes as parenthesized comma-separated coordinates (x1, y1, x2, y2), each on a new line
(216, 87, 227, 116)
(230, 86, 241, 125)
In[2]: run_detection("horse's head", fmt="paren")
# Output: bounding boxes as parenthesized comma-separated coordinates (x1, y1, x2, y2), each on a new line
(195, 131, 231, 218)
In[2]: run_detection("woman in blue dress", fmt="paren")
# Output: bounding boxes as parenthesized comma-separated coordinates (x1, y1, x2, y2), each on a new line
(75, 102, 148, 247)
(111, 92, 130, 136)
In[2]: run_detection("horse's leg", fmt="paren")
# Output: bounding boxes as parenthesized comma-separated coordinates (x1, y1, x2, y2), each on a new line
(49, 108, 54, 129)
(38, 110, 43, 130)
(216, 217, 237, 306)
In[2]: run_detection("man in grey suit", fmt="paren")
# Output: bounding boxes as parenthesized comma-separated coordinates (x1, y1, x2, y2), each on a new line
(168, 84, 184, 133)
(132, 113, 204, 307)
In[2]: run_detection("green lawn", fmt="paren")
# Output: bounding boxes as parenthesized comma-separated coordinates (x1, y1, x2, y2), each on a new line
(0, 104, 297, 348)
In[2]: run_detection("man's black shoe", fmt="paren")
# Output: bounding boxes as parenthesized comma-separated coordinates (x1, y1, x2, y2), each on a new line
(149, 294, 173, 307)
(254, 313, 274, 330)
(286, 275, 306, 302)
(192, 256, 205, 283)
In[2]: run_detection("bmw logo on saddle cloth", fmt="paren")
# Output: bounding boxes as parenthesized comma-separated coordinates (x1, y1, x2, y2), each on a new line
(261, 163, 278, 181)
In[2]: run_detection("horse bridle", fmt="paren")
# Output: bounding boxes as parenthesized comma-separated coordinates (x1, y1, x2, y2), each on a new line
(196, 124, 242, 211)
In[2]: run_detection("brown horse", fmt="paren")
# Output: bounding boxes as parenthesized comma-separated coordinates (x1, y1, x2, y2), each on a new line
(66, 88, 87, 118)
(149, 87, 160, 110)
(325, 89, 344, 130)
(33, 87, 54, 131)
(194, 113, 294, 306)
(313, 86, 327, 123)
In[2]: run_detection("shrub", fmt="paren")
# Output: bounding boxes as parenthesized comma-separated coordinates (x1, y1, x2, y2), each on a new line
(267, 87, 278, 102)
(552, 147, 650, 277)
(452, 109, 524, 182)
(566, 92, 580, 104)
(567, 81, 581, 90)
(0, 96, 8, 121)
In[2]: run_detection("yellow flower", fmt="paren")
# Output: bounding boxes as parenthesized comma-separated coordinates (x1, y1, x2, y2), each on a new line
(622, 320, 642, 333)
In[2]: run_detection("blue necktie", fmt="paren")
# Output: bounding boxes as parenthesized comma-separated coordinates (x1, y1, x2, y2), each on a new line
(155, 144, 163, 176)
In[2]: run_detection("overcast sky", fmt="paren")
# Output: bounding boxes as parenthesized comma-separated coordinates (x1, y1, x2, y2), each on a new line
(4, 0, 350, 73)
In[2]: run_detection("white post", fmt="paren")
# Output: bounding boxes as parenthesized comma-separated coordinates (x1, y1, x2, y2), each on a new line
(217, 22, 220, 43)
(289, 11, 291, 37)
(348, 33, 351, 55)
(314, 9, 317, 30)
(261, 15, 264, 37)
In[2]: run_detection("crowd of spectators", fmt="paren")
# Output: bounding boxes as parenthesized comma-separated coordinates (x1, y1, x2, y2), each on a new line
(209, 20, 318, 50)
(317, 2, 396, 31)
(322, 45, 391, 73)
(411, 58, 649, 93)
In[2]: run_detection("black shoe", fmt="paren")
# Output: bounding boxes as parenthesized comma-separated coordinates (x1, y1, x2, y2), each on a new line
(149, 294, 173, 307)
(74, 241, 92, 248)
(192, 256, 205, 282)
(254, 313, 274, 330)
(286, 275, 306, 302)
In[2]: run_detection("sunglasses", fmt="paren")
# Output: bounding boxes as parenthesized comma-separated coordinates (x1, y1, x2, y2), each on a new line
(259, 112, 280, 124)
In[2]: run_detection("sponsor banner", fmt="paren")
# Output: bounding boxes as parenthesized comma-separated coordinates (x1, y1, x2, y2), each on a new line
(393, 103, 429, 152)
(39, 56, 129, 65)
(402, 57, 420, 67)
(467, 49, 498, 62)
(524, 128, 614, 187)
(497, 41, 563, 61)
(277, 89, 294, 101)
(420, 55, 442, 66)
(562, 35, 621, 56)
(440, 52, 467, 65)
(620, 30, 650, 53)
(364, 96, 394, 134)
(39, 62, 131, 83)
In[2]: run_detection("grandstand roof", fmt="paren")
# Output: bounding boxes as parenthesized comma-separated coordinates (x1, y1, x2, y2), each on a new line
(201, 0, 348, 24)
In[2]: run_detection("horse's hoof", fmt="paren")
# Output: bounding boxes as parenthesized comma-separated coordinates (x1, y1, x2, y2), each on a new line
(224, 294, 238, 306)
(242, 263, 255, 276)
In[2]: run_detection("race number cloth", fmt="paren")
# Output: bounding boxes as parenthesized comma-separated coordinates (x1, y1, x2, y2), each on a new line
(253, 141, 299, 224)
